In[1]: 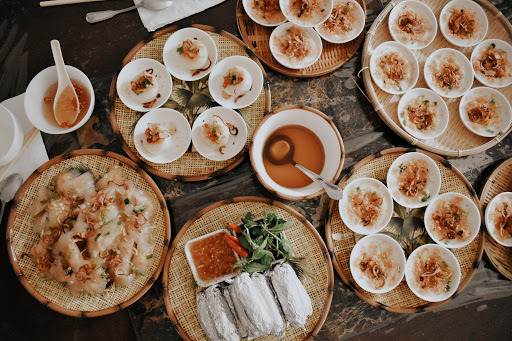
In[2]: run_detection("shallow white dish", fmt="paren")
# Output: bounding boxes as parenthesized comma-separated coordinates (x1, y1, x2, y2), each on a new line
(339, 177, 393, 235)
(242, 0, 287, 26)
(191, 106, 248, 161)
(424, 48, 474, 99)
(405, 244, 461, 302)
(459, 87, 512, 137)
(24, 65, 95, 134)
(439, 0, 488, 48)
(471, 39, 512, 88)
(387, 152, 441, 209)
(250, 107, 343, 200)
(397, 88, 449, 140)
(369, 41, 419, 95)
(269, 22, 323, 69)
(424, 192, 480, 249)
(208, 56, 264, 109)
(314, 0, 365, 44)
(349, 234, 406, 294)
(485, 192, 512, 247)
(388, 0, 437, 50)
(133, 108, 191, 164)
(0, 104, 23, 167)
(280, 0, 333, 27)
(116, 58, 172, 112)
(162, 28, 217, 81)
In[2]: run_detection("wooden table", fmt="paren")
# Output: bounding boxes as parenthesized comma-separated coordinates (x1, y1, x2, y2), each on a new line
(0, 0, 511, 340)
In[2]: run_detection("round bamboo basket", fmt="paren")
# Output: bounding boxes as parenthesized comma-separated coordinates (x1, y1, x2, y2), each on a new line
(480, 157, 512, 280)
(361, 0, 512, 157)
(6, 149, 171, 317)
(236, 0, 367, 77)
(325, 147, 484, 313)
(109, 24, 271, 181)
(163, 196, 334, 340)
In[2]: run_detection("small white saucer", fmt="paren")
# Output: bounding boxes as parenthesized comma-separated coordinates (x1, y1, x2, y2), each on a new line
(208, 56, 264, 109)
(191, 107, 248, 161)
(314, 0, 365, 44)
(280, 0, 333, 27)
(162, 28, 217, 81)
(485, 192, 512, 247)
(133, 108, 191, 164)
(439, 0, 488, 48)
(116, 58, 172, 112)
(471, 39, 512, 88)
(242, 0, 287, 27)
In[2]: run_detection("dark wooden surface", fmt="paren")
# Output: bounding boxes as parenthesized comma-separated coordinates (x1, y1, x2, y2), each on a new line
(1, 0, 512, 340)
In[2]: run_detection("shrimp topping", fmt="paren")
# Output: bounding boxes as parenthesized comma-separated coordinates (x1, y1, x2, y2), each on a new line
(377, 52, 409, 91)
(279, 26, 311, 60)
(474, 45, 512, 80)
(433, 57, 462, 92)
(431, 198, 469, 241)
(494, 202, 512, 239)
(322, 2, 355, 33)
(448, 8, 476, 39)
(291, 0, 320, 19)
(351, 190, 383, 227)
(397, 10, 425, 36)
(415, 252, 452, 293)
(397, 160, 429, 198)
(466, 96, 499, 127)
(405, 97, 437, 131)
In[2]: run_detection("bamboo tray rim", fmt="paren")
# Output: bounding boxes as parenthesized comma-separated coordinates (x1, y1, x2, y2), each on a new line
(325, 147, 484, 314)
(162, 196, 334, 340)
(109, 24, 271, 182)
(361, 0, 512, 158)
(6, 149, 171, 317)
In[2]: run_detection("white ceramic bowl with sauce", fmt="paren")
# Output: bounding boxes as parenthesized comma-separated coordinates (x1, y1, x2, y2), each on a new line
(0, 104, 23, 167)
(25, 65, 95, 134)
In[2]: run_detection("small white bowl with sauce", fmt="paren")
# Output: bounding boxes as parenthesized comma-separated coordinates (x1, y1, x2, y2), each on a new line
(25, 65, 94, 134)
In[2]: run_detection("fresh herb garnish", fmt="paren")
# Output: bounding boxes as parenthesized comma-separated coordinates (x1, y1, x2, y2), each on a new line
(124, 198, 131, 204)
(176, 45, 184, 55)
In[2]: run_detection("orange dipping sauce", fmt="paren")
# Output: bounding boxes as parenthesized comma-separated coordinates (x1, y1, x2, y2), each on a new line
(188, 231, 238, 282)
(42, 79, 91, 128)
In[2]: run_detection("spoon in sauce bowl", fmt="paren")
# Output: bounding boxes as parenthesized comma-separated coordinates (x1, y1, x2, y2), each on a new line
(50, 40, 79, 128)
(263, 134, 344, 200)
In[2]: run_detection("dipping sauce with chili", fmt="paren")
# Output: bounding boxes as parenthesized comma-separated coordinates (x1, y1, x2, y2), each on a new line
(42, 79, 91, 128)
(186, 230, 239, 285)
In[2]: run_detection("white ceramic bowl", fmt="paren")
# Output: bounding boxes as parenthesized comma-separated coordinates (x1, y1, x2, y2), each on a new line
(369, 41, 419, 95)
(471, 39, 512, 88)
(405, 244, 461, 302)
(250, 106, 343, 200)
(387, 152, 441, 208)
(280, 0, 333, 27)
(339, 177, 393, 235)
(459, 87, 512, 137)
(485, 192, 512, 247)
(24, 65, 95, 134)
(162, 28, 217, 81)
(133, 108, 191, 163)
(208, 56, 264, 109)
(242, 0, 287, 26)
(350, 234, 406, 293)
(388, 0, 437, 50)
(269, 22, 323, 69)
(397, 88, 449, 140)
(424, 192, 481, 248)
(314, 0, 365, 44)
(116, 58, 173, 112)
(424, 48, 474, 98)
(191, 106, 248, 161)
(439, 0, 488, 48)
(0, 104, 23, 167)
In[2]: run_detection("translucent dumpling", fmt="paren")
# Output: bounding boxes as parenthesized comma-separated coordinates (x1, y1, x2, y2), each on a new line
(222, 66, 252, 99)
(176, 39, 209, 70)
(142, 122, 172, 155)
(202, 116, 230, 147)
(128, 69, 159, 105)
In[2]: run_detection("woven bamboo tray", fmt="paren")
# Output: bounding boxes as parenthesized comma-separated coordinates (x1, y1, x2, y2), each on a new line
(163, 196, 334, 340)
(361, 0, 512, 157)
(6, 149, 171, 317)
(109, 24, 271, 181)
(325, 147, 484, 313)
(480, 157, 512, 280)
(236, 0, 367, 77)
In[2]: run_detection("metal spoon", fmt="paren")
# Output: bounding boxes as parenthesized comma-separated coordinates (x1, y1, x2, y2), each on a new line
(86, 0, 173, 23)
(263, 134, 344, 200)
(0, 173, 23, 223)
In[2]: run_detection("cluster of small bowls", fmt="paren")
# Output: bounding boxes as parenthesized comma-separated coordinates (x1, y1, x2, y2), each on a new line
(342, 152, 481, 301)
(243, 0, 366, 69)
(116, 27, 266, 164)
(370, 0, 512, 140)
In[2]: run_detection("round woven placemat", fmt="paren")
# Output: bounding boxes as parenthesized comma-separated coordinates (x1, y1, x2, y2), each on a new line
(110, 24, 271, 181)
(480, 157, 512, 280)
(325, 147, 484, 313)
(361, 0, 512, 157)
(236, 0, 367, 77)
(163, 196, 333, 340)
(6, 150, 171, 317)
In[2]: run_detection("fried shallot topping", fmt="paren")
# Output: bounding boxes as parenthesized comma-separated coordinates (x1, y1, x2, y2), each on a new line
(397, 10, 426, 36)
(397, 160, 429, 198)
(406, 98, 437, 131)
(177, 40, 202, 60)
(466, 96, 499, 127)
(494, 202, 512, 239)
(351, 190, 383, 227)
(431, 198, 468, 240)
(378, 52, 408, 90)
(279, 26, 311, 60)
(359, 257, 386, 289)
(222, 69, 245, 89)
(433, 57, 462, 91)
(291, 0, 321, 19)
(415, 252, 452, 292)
(145, 123, 171, 144)
(322, 2, 355, 33)
(130, 69, 154, 94)
(474, 45, 512, 80)
(252, 0, 284, 23)
(448, 8, 476, 39)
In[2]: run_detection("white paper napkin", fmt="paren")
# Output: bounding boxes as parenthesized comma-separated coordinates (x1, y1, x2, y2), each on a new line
(1, 94, 49, 181)
(136, 0, 227, 32)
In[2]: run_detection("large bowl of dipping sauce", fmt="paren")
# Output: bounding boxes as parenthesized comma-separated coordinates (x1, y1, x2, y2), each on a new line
(250, 105, 344, 200)
(25, 65, 94, 134)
